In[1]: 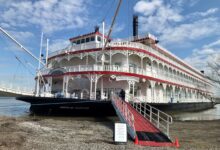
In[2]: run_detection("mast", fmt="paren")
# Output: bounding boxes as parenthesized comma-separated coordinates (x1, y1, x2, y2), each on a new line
(102, 21, 105, 48)
(36, 32, 44, 96)
(101, 0, 122, 64)
(102, 0, 122, 52)
(101, 21, 105, 99)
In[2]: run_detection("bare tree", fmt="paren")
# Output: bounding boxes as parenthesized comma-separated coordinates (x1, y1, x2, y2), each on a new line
(207, 61, 220, 84)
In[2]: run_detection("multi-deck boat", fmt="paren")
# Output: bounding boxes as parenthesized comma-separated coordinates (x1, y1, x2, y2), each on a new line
(17, 15, 215, 115)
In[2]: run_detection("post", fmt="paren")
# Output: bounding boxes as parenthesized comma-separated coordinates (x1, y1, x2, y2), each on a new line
(86, 53, 88, 65)
(110, 50, 112, 66)
(94, 77, 97, 99)
(101, 77, 104, 100)
(62, 76, 66, 96)
(150, 107, 152, 122)
(144, 103, 146, 118)
(167, 117, 169, 137)
(127, 51, 129, 72)
(157, 111, 160, 128)
(101, 21, 105, 70)
(36, 32, 44, 96)
(90, 75, 93, 99)
(132, 82, 135, 97)
(102, 21, 105, 47)
(48, 77, 52, 94)
(46, 38, 49, 67)
(65, 76, 69, 97)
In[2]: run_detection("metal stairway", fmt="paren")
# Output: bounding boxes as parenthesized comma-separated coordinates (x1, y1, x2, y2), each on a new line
(111, 95, 179, 147)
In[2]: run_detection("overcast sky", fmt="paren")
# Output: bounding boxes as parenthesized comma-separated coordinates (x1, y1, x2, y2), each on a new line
(0, 0, 220, 89)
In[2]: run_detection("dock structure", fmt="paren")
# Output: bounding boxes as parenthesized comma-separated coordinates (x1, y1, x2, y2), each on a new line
(112, 95, 179, 147)
(214, 97, 220, 104)
(0, 82, 33, 96)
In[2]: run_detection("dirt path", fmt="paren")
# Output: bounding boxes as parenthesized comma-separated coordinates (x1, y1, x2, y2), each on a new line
(0, 116, 219, 150)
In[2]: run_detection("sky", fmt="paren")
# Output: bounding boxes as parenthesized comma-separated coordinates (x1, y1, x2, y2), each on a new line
(0, 0, 220, 90)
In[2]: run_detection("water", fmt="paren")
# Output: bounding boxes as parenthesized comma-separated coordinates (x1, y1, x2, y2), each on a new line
(0, 97, 30, 117)
(0, 97, 220, 120)
(171, 104, 220, 121)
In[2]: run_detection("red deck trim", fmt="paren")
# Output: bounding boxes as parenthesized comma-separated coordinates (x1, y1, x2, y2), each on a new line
(42, 71, 212, 94)
(48, 47, 211, 86)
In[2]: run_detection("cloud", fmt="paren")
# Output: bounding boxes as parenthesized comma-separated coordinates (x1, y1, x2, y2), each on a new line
(133, 0, 163, 16)
(190, 8, 219, 17)
(160, 18, 220, 45)
(10, 31, 34, 42)
(0, 0, 91, 33)
(134, 0, 220, 48)
(0, 29, 34, 52)
(170, 0, 199, 7)
(134, 0, 183, 34)
(203, 39, 220, 48)
(184, 39, 220, 74)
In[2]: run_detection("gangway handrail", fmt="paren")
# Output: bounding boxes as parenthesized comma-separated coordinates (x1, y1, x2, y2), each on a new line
(127, 94, 173, 137)
(111, 94, 136, 139)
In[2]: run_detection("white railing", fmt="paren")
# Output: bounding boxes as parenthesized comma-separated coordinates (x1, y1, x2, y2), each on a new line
(127, 95, 173, 137)
(111, 94, 136, 139)
(0, 82, 34, 96)
(48, 42, 104, 58)
(41, 64, 209, 92)
(48, 40, 210, 86)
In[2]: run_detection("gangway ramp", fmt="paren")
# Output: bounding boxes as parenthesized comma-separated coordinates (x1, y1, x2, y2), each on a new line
(111, 95, 179, 147)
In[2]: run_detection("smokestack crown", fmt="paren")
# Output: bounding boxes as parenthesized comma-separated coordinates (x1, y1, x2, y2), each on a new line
(133, 15, 138, 37)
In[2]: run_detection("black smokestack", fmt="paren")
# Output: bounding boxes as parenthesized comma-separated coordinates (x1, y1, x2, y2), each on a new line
(133, 15, 138, 38)
(95, 26, 99, 32)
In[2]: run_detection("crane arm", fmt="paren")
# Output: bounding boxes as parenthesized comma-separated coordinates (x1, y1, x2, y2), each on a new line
(0, 26, 45, 66)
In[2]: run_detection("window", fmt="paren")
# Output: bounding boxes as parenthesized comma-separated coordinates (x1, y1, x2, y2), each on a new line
(76, 40, 80, 44)
(129, 63, 136, 68)
(72, 41, 76, 46)
(97, 36, 101, 41)
(115, 62, 121, 66)
(91, 36, 95, 41)
(81, 39, 85, 44)
(86, 37, 90, 42)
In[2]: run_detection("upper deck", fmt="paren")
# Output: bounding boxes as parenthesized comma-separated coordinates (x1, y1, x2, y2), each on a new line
(47, 33, 211, 87)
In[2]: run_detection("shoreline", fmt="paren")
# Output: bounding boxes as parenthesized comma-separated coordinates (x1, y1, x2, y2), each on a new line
(0, 116, 219, 150)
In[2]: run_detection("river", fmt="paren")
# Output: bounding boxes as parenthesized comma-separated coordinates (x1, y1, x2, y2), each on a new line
(0, 97, 30, 117)
(0, 97, 220, 120)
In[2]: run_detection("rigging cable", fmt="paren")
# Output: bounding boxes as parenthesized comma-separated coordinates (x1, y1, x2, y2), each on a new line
(0, 26, 45, 65)
(15, 56, 35, 76)
(0, 32, 35, 91)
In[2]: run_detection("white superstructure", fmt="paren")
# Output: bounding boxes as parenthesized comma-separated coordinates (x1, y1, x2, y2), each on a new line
(38, 30, 214, 103)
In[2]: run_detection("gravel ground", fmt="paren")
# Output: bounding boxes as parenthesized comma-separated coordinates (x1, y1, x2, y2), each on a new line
(0, 116, 219, 150)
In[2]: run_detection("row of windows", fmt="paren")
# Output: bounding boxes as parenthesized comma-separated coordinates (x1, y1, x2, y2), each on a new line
(72, 36, 103, 45)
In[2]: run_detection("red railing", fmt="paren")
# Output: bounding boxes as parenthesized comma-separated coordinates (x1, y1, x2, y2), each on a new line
(127, 95, 173, 137)
(112, 95, 136, 135)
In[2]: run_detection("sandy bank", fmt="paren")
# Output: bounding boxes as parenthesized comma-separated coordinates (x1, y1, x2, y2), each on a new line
(0, 116, 219, 150)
